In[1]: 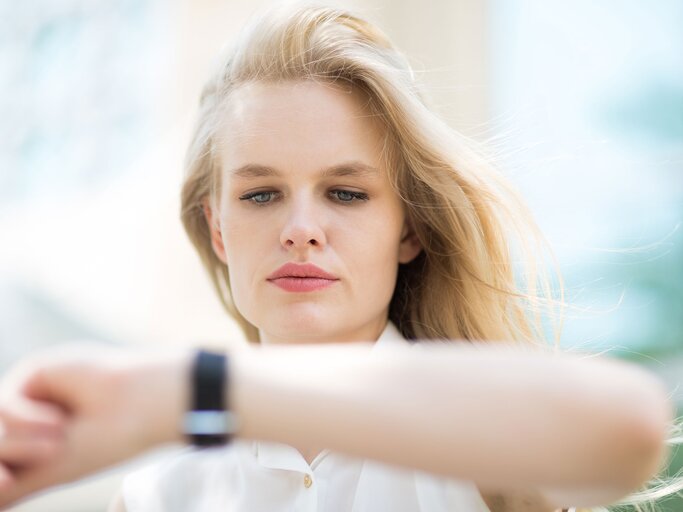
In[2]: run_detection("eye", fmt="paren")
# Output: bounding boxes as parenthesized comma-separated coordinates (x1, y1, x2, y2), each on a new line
(238, 191, 279, 205)
(330, 189, 369, 203)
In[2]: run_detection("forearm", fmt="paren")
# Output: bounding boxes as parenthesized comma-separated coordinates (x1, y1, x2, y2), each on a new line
(227, 341, 672, 503)
(0, 342, 672, 511)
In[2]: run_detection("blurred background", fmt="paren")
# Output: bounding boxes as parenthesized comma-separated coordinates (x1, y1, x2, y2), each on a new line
(1, 0, 681, 510)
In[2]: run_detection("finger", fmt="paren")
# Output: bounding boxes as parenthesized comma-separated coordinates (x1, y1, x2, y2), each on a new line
(0, 462, 16, 491)
(15, 401, 66, 438)
(19, 365, 63, 403)
(0, 400, 66, 439)
(0, 415, 64, 466)
(0, 436, 62, 466)
(17, 345, 118, 403)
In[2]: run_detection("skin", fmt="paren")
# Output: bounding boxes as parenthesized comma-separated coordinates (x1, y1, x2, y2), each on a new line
(0, 393, 64, 482)
(204, 80, 423, 346)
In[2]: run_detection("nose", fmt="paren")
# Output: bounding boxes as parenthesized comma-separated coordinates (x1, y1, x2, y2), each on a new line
(279, 196, 327, 253)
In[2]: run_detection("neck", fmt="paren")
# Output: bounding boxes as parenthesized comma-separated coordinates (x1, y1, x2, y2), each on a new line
(257, 317, 389, 346)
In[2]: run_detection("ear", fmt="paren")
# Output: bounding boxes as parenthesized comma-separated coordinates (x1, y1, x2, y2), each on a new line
(398, 221, 422, 264)
(202, 198, 228, 265)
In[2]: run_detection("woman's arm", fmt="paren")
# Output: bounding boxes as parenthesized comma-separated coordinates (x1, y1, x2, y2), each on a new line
(0, 341, 673, 510)
(228, 341, 672, 509)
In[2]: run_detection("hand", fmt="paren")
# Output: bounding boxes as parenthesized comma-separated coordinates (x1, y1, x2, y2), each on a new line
(0, 344, 191, 510)
(0, 394, 65, 489)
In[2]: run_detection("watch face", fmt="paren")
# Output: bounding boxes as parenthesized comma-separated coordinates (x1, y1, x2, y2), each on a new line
(193, 350, 227, 409)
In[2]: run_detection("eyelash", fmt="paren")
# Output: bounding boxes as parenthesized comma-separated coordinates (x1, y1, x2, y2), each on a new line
(238, 189, 369, 206)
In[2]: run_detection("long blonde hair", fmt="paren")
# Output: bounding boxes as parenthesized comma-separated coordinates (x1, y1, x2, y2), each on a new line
(179, 2, 682, 511)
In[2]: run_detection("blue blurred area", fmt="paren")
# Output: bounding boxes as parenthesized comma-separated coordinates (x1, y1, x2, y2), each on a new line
(489, 0, 683, 359)
(0, 1, 161, 206)
(0, 0, 168, 369)
(0, 277, 114, 373)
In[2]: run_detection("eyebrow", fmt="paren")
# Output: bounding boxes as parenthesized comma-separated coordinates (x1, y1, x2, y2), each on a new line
(228, 161, 380, 180)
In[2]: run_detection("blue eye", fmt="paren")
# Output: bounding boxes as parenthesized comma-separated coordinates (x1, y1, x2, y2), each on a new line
(239, 191, 278, 205)
(330, 190, 369, 203)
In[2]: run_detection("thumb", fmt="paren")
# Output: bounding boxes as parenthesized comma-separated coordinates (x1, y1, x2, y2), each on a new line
(19, 364, 83, 413)
(6, 397, 67, 435)
(16, 344, 116, 410)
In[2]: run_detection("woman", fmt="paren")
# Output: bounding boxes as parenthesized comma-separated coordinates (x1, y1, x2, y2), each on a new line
(0, 3, 680, 512)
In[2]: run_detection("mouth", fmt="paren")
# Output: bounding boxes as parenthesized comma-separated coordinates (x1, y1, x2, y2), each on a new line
(267, 276, 338, 293)
(267, 262, 339, 280)
(266, 262, 339, 292)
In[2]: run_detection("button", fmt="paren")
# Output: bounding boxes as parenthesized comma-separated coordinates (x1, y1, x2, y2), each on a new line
(303, 474, 313, 488)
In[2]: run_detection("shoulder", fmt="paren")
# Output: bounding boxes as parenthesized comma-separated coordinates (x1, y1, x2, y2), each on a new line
(473, 487, 577, 512)
(412, 471, 491, 511)
(346, 461, 488, 511)
(107, 491, 127, 512)
(121, 442, 249, 512)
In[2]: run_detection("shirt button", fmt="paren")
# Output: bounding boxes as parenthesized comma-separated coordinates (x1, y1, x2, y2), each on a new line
(303, 474, 313, 488)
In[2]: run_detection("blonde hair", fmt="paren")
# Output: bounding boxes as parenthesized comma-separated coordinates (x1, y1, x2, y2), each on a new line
(179, 2, 682, 511)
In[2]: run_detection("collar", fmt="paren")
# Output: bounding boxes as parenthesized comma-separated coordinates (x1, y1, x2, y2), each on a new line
(370, 319, 409, 352)
(254, 320, 408, 472)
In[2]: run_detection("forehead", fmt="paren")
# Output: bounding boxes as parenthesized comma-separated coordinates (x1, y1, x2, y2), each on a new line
(216, 80, 386, 175)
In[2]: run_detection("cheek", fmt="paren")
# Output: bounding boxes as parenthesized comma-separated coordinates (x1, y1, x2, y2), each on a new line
(220, 217, 260, 290)
(220, 207, 273, 252)
(341, 216, 403, 275)
(364, 204, 404, 254)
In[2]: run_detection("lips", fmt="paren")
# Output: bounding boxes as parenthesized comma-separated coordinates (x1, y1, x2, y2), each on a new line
(267, 263, 339, 293)
(267, 262, 338, 280)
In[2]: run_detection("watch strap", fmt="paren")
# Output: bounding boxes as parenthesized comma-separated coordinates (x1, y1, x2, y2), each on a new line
(184, 350, 238, 447)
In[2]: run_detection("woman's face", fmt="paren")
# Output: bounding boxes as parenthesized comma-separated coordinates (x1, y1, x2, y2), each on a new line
(205, 80, 422, 344)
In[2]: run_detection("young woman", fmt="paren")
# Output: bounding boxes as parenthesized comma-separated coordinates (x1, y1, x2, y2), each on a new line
(0, 3, 680, 512)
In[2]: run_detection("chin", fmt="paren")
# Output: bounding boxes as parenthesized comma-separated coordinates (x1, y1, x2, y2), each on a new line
(265, 310, 340, 343)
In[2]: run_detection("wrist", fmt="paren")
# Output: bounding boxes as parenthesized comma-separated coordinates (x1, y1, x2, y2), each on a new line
(122, 349, 193, 449)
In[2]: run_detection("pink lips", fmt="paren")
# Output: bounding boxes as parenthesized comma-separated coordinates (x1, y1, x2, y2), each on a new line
(267, 262, 339, 292)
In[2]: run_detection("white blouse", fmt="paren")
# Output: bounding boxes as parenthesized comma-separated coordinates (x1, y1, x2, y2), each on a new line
(122, 322, 575, 512)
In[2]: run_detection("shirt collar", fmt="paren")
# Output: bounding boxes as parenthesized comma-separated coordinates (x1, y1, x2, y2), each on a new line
(254, 439, 314, 474)
(254, 320, 407, 472)
(371, 319, 409, 351)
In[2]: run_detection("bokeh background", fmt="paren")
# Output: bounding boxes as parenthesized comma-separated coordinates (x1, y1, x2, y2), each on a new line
(1, 0, 681, 510)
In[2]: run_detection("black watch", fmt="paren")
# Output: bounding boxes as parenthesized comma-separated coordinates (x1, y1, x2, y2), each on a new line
(183, 350, 239, 447)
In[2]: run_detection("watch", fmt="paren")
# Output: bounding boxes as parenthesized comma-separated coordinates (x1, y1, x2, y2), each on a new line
(183, 349, 239, 447)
